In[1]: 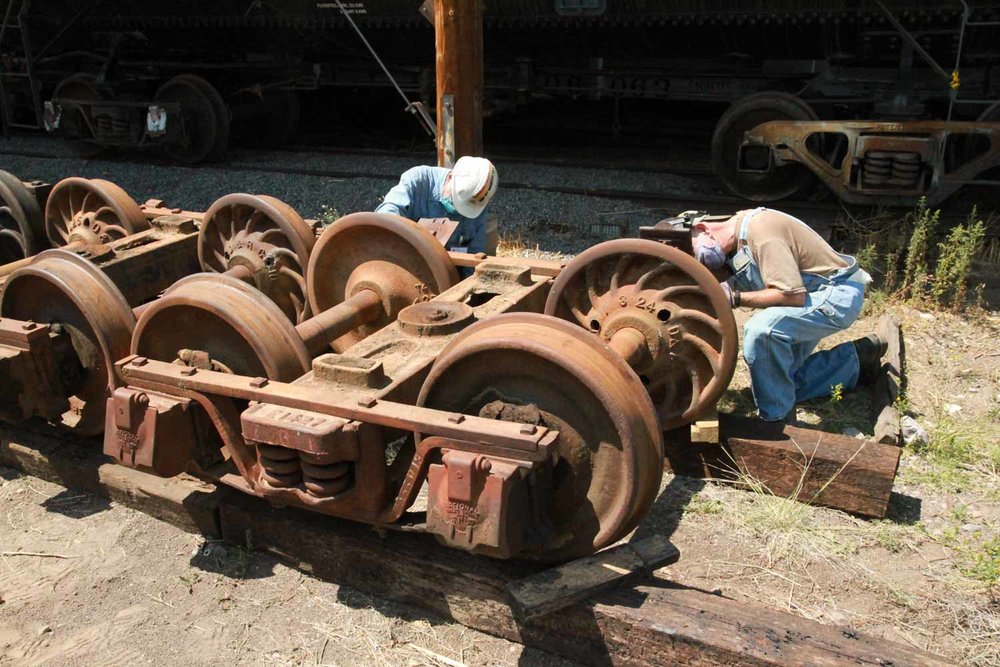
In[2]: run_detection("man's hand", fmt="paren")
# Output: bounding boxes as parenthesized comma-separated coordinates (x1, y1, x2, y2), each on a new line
(720, 281, 737, 308)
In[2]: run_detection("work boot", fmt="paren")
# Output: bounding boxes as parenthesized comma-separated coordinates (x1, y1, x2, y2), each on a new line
(853, 334, 888, 386)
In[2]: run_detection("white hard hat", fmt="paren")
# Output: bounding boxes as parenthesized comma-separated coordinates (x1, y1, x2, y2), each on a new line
(450, 156, 498, 219)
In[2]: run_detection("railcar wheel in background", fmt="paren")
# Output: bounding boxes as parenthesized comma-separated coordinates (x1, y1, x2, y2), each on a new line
(154, 74, 230, 164)
(711, 92, 819, 201)
(51, 74, 106, 158)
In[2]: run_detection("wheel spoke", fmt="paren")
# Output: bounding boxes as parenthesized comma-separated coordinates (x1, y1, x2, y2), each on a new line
(609, 253, 634, 292)
(102, 224, 130, 239)
(569, 304, 590, 328)
(246, 210, 265, 234)
(670, 308, 723, 334)
(634, 263, 670, 291)
(270, 247, 302, 271)
(681, 332, 721, 376)
(585, 261, 601, 309)
(653, 284, 702, 300)
(259, 228, 287, 245)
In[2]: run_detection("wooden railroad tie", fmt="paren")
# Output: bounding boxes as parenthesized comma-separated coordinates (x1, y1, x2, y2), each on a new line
(665, 413, 902, 519)
(0, 423, 947, 666)
(872, 314, 905, 446)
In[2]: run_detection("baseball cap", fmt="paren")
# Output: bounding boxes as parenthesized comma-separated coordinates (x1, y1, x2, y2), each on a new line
(450, 156, 498, 219)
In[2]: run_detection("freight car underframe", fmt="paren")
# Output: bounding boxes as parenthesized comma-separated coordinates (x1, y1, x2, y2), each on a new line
(738, 119, 1000, 205)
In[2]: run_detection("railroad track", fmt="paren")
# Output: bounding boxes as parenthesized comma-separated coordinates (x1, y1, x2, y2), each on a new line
(2, 143, 996, 241)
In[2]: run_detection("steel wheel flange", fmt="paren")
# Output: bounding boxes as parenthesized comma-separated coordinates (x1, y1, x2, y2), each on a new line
(417, 313, 663, 562)
(131, 273, 310, 382)
(44, 177, 148, 248)
(0, 170, 45, 262)
(545, 239, 738, 430)
(198, 193, 315, 324)
(711, 91, 819, 201)
(307, 212, 458, 352)
(0, 249, 136, 434)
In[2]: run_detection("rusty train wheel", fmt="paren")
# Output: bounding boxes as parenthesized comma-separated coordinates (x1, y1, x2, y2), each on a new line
(0, 249, 136, 435)
(417, 313, 663, 562)
(307, 212, 458, 352)
(0, 170, 45, 263)
(545, 239, 738, 430)
(711, 91, 818, 201)
(132, 273, 310, 382)
(198, 193, 315, 324)
(44, 177, 148, 248)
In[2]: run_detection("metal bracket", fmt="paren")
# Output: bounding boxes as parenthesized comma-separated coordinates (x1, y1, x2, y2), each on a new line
(440, 94, 456, 168)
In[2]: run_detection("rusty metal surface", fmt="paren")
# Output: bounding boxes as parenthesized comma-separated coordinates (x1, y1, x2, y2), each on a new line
(545, 239, 738, 430)
(418, 313, 663, 560)
(0, 171, 46, 263)
(131, 273, 312, 382)
(1, 249, 136, 434)
(0, 187, 750, 560)
(308, 212, 459, 352)
(742, 119, 1000, 206)
(103, 387, 197, 477)
(44, 177, 150, 247)
(416, 217, 460, 247)
(199, 193, 315, 323)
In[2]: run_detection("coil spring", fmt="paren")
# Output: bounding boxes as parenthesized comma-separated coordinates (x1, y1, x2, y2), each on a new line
(93, 113, 131, 140)
(299, 451, 352, 497)
(257, 445, 353, 497)
(863, 151, 922, 187)
(258, 444, 301, 488)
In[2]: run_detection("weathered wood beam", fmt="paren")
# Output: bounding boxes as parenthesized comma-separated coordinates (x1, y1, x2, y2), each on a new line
(872, 315, 904, 445)
(665, 414, 901, 518)
(221, 492, 949, 666)
(505, 535, 679, 622)
(0, 425, 221, 536)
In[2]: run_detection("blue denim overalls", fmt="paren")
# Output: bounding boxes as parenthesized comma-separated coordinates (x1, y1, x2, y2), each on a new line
(728, 208, 870, 421)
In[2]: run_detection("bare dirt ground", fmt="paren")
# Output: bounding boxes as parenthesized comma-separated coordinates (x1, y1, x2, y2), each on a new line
(0, 472, 575, 667)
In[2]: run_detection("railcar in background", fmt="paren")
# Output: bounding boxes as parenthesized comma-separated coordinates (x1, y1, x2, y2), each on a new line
(0, 1, 997, 203)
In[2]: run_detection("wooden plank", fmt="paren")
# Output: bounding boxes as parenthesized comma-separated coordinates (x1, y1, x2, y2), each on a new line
(219, 492, 950, 667)
(505, 535, 680, 622)
(665, 415, 901, 518)
(690, 406, 720, 444)
(872, 315, 905, 445)
(0, 425, 222, 536)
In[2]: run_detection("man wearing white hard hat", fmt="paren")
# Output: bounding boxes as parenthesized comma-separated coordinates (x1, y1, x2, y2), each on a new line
(375, 156, 499, 255)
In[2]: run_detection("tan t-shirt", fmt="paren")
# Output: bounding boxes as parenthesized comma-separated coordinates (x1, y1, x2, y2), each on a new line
(735, 209, 848, 294)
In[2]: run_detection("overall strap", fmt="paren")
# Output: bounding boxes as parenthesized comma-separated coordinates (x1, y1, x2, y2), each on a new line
(737, 207, 765, 243)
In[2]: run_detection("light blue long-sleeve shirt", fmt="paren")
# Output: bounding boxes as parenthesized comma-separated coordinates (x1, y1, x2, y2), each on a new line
(375, 166, 488, 254)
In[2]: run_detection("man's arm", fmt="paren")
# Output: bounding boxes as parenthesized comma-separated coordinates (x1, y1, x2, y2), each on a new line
(375, 167, 430, 219)
(374, 180, 412, 218)
(739, 288, 806, 309)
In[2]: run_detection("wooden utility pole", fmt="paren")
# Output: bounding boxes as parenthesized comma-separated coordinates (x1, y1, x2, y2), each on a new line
(433, 0, 483, 167)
